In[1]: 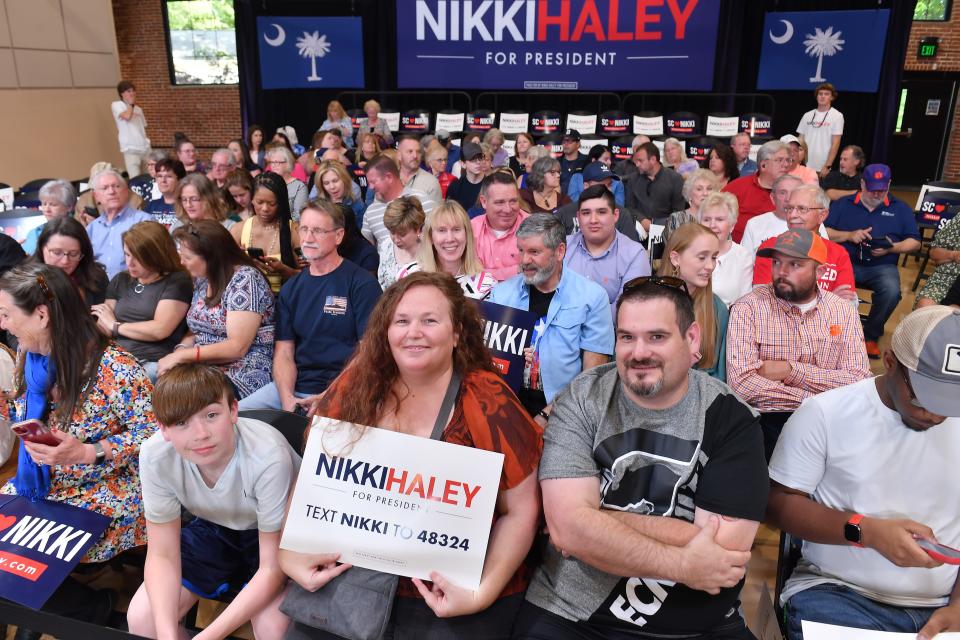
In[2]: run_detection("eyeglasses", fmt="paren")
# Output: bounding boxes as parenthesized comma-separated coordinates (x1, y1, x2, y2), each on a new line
(211, 163, 233, 170)
(783, 205, 826, 215)
(45, 248, 83, 261)
(180, 196, 202, 204)
(622, 275, 690, 297)
(299, 226, 340, 237)
(898, 364, 924, 409)
(267, 159, 288, 166)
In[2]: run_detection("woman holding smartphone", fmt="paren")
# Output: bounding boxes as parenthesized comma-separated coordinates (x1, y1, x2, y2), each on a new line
(230, 172, 302, 294)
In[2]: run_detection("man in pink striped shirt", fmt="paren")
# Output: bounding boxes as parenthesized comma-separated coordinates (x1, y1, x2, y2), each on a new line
(471, 171, 530, 281)
(727, 229, 871, 459)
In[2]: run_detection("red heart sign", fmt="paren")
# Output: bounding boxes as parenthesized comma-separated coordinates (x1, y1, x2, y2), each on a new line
(0, 514, 16, 532)
(935, 204, 946, 213)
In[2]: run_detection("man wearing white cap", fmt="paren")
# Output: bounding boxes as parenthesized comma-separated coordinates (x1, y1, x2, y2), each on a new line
(767, 305, 960, 639)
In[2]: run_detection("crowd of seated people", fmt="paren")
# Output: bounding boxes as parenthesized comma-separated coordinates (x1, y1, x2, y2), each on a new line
(3, 86, 960, 640)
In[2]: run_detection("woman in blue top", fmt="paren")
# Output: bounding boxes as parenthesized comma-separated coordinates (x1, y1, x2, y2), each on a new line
(659, 223, 727, 381)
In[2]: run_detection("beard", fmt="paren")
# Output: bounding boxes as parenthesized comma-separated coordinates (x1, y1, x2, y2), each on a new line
(773, 277, 818, 303)
(622, 358, 665, 397)
(522, 258, 557, 287)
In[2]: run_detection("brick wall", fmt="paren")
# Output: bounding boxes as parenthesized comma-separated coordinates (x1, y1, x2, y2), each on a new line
(111, 0, 241, 164)
(906, 12, 960, 180)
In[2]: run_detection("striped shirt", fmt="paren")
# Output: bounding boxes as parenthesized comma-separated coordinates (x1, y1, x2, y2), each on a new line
(726, 284, 870, 413)
(360, 187, 437, 251)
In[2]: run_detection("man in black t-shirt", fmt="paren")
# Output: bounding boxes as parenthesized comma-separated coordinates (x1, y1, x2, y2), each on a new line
(513, 279, 768, 640)
(446, 142, 486, 212)
(820, 144, 865, 201)
(559, 129, 590, 193)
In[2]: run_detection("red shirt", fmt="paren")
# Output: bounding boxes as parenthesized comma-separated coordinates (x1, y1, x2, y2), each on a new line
(723, 174, 773, 243)
(752, 236, 855, 293)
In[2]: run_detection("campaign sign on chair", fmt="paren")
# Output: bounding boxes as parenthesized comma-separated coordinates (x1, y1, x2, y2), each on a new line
(476, 301, 538, 392)
(0, 209, 45, 242)
(435, 111, 465, 133)
(282, 418, 504, 590)
(0, 495, 110, 609)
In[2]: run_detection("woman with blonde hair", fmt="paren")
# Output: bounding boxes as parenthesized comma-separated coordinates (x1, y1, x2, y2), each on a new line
(697, 191, 753, 306)
(354, 132, 380, 168)
(378, 195, 425, 290)
(320, 99, 354, 146)
(313, 159, 366, 222)
(658, 223, 727, 380)
(663, 137, 700, 178)
(170, 173, 233, 231)
(483, 128, 509, 167)
(357, 99, 394, 147)
(408, 200, 496, 298)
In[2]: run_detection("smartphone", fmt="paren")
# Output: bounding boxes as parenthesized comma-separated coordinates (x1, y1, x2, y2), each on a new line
(868, 236, 894, 250)
(246, 247, 265, 260)
(915, 538, 960, 565)
(10, 419, 60, 447)
(83, 206, 101, 220)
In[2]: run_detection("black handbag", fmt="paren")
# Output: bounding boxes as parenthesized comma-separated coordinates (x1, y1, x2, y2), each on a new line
(281, 372, 462, 640)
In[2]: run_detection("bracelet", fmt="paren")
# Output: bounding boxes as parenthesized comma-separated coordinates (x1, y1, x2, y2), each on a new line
(111, 322, 121, 339)
(173, 343, 190, 351)
(195, 345, 201, 362)
(537, 409, 549, 421)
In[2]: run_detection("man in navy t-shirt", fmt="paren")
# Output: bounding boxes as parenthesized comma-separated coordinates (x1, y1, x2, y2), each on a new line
(825, 164, 920, 358)
(238, 201, 381, 410)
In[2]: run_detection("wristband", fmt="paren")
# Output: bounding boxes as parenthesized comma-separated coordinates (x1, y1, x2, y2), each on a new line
(93, 441, 106, 465)
(537, 409, 549, 421)
(195, 345, 201, 362)
(111, 322, 121, 339)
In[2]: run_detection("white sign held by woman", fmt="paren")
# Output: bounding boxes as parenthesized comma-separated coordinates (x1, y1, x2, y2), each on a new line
(281, 417, 504, 590)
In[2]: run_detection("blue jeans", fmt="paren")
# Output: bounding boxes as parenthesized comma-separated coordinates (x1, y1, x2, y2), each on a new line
(852, 263, 902, 341)
(237, 382, 311, 410)
(786, 583, 935, 639)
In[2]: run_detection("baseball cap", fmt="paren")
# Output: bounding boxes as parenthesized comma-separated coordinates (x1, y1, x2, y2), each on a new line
(779, 134, 801, 146)
(562, 129, 581, 141)
(891, 306, 960, 417)
(863, 163, 892, 191)
(582, 162, 620, 183)
(461, 142, 484, 161)
(756, 229, 827, 264)
(436, 129, 451, 142)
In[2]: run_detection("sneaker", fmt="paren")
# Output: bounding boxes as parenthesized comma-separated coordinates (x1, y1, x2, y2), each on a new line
(865, 340, 881, 359)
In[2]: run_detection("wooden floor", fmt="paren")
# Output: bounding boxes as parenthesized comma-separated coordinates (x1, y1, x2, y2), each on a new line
(6, 188, 931, 638)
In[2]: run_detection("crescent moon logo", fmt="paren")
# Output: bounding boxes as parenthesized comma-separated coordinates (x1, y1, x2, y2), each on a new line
(264, 23, 286, 47)
(769, 19, 794, 45)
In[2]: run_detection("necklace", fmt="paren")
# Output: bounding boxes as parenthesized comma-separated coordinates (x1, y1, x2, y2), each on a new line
(134, 273, 161, 293)
(257, 218, 280, 256)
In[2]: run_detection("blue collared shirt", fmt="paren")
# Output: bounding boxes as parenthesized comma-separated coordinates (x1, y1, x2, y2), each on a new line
(738, 158, 758, 177)
(826, 193, 919, 267)
(490, 267, 614, 402)
(564, 231, 651, 308)
(86, 204, 152, 278)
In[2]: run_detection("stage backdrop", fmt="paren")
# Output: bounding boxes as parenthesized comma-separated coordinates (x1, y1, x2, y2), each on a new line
(756, 10, 890, 92)
(396, 0, 721, 90)
(257, 16, 365, 89)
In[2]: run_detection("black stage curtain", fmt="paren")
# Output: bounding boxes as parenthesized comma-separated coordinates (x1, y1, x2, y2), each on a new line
(236, 0, 916, 167)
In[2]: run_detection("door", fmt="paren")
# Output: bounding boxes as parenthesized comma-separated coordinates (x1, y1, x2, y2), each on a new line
(889, 78, 957, 187)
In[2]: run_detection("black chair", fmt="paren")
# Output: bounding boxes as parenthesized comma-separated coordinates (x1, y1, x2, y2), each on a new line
(774, 531, 802, 635)
(238, 408, 309, 452)
(17, 178, 54, 194)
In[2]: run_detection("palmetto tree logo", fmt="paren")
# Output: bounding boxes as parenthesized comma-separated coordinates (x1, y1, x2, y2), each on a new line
(803, 26, 845, 83)
(296, 31, 331, 81)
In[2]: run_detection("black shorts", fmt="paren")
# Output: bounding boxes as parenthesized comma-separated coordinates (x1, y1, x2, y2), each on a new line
(510, 601, 755, 640)
(180, 517, 260, 599)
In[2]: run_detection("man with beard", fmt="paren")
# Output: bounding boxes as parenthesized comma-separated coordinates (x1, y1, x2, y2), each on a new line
(513, 277, 768, 640)
(727, 229, 870, 460)
(490, 213, 614, 423)
(767, 306, 960, 639)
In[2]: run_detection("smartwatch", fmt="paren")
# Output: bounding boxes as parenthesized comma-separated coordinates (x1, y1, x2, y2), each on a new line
(844, 513, 865, 547)
(93, 441, 106, 466)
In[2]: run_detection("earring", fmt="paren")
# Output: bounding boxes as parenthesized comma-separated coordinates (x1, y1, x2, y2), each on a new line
(672, 264, 680, 277)
(693, 351, 702, 360)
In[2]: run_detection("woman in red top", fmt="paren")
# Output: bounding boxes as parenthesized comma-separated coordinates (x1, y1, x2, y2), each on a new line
(281, 271, 543, 639)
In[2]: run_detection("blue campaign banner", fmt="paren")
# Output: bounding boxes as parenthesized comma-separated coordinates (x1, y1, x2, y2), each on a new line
(257, 17, 365, 89)
(0, 209, 44, 243)
(476, 300, 539, 393)
(0, 495, 109, 609)
(397, 0, 721, 91)
(757, 10, 890, 93)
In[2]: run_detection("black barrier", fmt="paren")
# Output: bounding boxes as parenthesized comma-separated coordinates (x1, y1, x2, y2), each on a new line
(0, 599, 147, 640)
(622, 93, 776, 135)
(475, 92, 621, 120)
(335, 91, 472, 117)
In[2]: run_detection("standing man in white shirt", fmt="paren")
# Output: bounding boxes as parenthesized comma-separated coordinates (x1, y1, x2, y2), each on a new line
(111, 81, 151, 178)
(797, 82, 844, 177)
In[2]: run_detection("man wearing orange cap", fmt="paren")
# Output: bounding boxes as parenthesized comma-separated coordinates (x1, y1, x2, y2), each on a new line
(727, 229, 871, 459)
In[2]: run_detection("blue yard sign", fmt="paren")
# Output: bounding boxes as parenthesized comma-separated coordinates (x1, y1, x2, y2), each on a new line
(476, 300, 539, 393)
(757, 10, 890, 92)
(257, 17, 365, 89)
(0, 496, 110, 609)
(396, 0, 721, 91)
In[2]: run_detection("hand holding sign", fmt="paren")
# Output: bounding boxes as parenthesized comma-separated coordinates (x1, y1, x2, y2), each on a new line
(413, 570, 487, 618)
(278, 549, 352, 593)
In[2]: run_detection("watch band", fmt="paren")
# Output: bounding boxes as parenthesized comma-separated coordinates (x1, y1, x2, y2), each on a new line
(536, 409, 549, 421)
(93, 441, 106, 465)
(845, 513, 865, 547)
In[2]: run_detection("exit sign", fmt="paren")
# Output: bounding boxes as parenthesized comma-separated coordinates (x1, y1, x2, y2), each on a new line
(919, 37, 939, 58)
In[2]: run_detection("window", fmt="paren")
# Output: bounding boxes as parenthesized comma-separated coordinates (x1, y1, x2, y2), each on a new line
(163, 0, 238, 85)
(914, 0, 951, 21)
